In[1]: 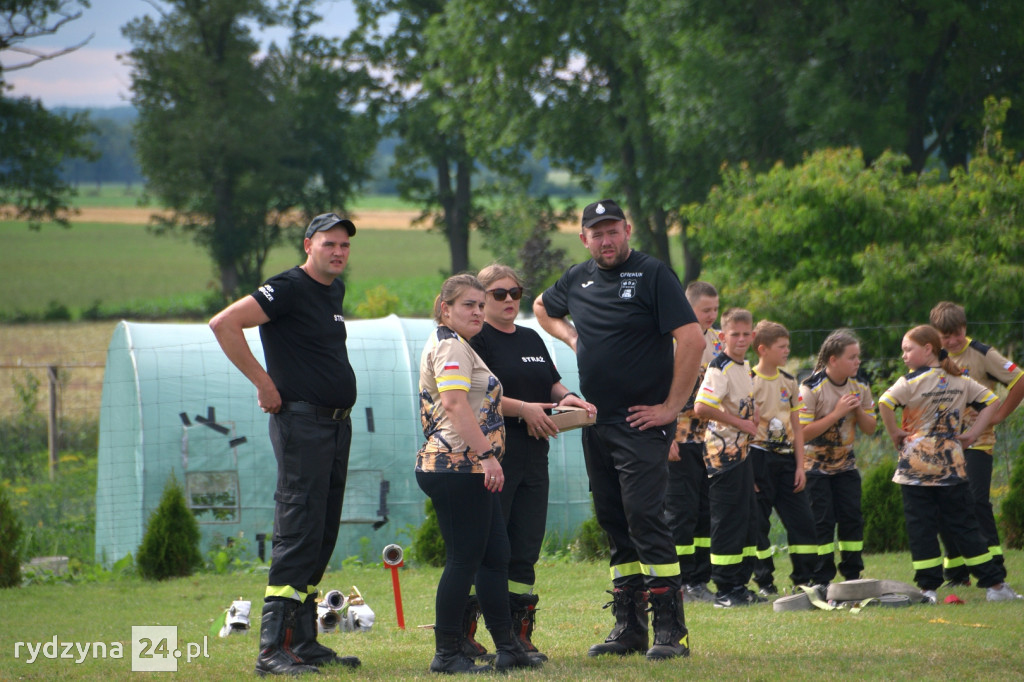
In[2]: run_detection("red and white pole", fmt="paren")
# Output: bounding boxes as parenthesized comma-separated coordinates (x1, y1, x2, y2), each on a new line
(382, 544, 406, 629)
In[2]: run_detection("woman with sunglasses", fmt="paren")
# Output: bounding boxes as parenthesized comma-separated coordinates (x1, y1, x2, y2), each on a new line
(466, 264, 596, 660)
(417, 273, 541, 674)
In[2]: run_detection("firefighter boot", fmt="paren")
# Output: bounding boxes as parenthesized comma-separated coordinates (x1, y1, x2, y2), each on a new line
(254, 600, 320, 676)
(587, 587, 649, 656)
(509, 592, 547, 661)
(645, 586, 690, 660)
(460, 595, 490, 660)
(429, 631, 491, 674)
(490, 626, 544, 672)
(291, 594, 360, 668)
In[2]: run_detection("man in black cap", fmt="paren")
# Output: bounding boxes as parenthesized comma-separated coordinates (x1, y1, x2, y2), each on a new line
(534, 199, 703, 661)
(210, 213, 360, 675)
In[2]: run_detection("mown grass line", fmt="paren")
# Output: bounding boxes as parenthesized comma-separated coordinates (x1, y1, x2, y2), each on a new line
(1, 552, 1022, 680)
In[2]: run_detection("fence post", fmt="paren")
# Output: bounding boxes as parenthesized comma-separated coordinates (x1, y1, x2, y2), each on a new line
(48, 365, 58, 480)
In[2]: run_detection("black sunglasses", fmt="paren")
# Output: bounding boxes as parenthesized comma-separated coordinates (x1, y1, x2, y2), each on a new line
(487, 287, 524, 301)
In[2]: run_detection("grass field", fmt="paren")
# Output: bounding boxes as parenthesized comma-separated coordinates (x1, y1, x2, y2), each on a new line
(0, 219, 585, 318)
(2, 553, 1023, 680)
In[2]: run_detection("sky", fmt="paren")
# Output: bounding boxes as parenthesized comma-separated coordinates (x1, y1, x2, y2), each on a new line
(2, 0, 358, 109)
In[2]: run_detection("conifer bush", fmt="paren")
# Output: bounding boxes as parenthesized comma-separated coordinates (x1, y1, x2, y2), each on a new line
(411, 498, 446, 567)
(0, 486, 24, 588)
(862, 459, 909, 553)
(137, 475, 203, 580)
(1000, 448, 1024, 549)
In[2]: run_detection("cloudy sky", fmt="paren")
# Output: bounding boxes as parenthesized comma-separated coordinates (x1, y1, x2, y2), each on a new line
(2, 0, 357, 108)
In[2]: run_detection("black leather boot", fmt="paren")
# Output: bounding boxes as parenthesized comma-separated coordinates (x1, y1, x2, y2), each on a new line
(254, 600, 320, 676)
(459, 595, 490, 660)
(509, 592, 547, 661)
(291, 595, 360, 668)
(587, 587, 649, 656)
(489, 626, 544, 672)
(429, 631, 491, 674)
(646, 586, 690, 660)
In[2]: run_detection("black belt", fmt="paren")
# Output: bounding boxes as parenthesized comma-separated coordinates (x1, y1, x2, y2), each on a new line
(280, 401, 352, 421)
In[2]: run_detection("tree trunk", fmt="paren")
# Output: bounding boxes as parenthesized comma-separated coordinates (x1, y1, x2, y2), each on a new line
(679, 222, 702, 286)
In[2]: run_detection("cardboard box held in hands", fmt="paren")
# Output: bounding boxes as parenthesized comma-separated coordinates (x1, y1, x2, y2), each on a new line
(549, 406, 596, 432)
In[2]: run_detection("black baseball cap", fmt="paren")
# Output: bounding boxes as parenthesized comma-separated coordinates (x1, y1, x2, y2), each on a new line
(581, 199, 626, 229)
(305, 212, 356, 239)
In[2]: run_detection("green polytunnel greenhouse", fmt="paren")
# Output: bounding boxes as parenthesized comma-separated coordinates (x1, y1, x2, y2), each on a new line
(94, 315, 592, 567)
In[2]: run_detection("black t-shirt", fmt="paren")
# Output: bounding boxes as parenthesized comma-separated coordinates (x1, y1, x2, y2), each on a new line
(470, 322, 561, 434)
(251, 266, 357, 408)
(541, 250, 695, 423)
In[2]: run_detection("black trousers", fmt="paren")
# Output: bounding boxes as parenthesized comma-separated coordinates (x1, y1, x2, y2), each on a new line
(583, 422, 680, 589)
(805, 469, 864, 583)
(901, 482, 1006, 591)
(417, 471, 511, 637)
(750, 447, 820, 586)
(940, 449, 1004, 582)
(664, 442, 711, 585)
(499, 427, 550, 590)
(709, 457, 758, 593)
(267, 411, 351, 594)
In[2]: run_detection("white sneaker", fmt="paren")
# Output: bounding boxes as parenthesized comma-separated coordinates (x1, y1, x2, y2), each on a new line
(921, 589, 937, 605)
(986, 583, 1023, 601)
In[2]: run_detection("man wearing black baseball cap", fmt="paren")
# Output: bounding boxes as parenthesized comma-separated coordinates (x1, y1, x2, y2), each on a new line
(534, 199, 704, 661)
(210, 212, 360, 675)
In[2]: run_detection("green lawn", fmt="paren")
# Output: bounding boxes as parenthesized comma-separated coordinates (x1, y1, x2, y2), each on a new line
(0, 220, 585, 319)
(2, 552, 1022, 680)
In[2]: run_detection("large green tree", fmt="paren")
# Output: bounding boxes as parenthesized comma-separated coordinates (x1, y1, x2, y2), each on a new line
(1, 0, 95, 227)
(348, 0, 483, 275)
(688, 98, 1024, 359)
(125, 0, 377, 297)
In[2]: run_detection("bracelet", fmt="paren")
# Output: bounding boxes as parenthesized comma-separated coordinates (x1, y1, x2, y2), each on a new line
(477, 448, 493, 461)
(558, 391, 579, 403)
(517, 400, 524, 420)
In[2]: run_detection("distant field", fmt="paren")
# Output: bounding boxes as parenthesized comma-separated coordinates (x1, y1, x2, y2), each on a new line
(0, 217, 584, 317)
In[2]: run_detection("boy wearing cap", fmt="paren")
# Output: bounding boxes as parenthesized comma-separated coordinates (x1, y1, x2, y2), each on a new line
(535, 199, 703, 661)
(930, 301, 1024, 586)
(210, 213, 362, 675)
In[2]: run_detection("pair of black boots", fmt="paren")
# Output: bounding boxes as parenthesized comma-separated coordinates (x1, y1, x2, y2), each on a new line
(431, 627, 541, 674)
(255, 597, 361, 676)
(588, 585, 690, 660)
(461, 593, 546, 662)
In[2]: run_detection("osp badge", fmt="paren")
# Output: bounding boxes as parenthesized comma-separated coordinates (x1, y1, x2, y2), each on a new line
(619, 279, 637, 299)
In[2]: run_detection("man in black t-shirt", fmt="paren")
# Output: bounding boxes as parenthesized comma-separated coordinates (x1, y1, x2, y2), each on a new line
(534, 199, 704, 661)
(210, 213, 360, 676)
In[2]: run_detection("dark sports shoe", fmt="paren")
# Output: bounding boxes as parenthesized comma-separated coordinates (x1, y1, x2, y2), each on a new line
(757, 584, 778, 597)
(714, 587, 762, 608)
(682, 583, 716, 603)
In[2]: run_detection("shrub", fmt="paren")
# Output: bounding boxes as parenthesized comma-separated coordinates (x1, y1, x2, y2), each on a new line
(0, 485, 24, 588)
(137, 474, 203, 580)
(411, 498, 446, 567)
(355, 284, 400, 318)
(1000, 448, 1024, 549)
(570, 498, 610, 562)
(862, 459, 909, 553)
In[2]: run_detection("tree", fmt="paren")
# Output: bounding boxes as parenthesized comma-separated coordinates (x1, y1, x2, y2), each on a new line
(1, 0, 96, 227)
(431, 0, 697, 275)
(125, 0, 378, 297)
(348, 0, 482, 275)
(136, 474, 202, 581)
(687, 98, 1024, 358)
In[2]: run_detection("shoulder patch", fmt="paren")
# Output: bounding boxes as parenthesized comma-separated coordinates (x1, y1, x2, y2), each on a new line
(709, 353, 733, 371)
(436, 326, 459, 341)
(802, 369, 827, 388)
(780, 368, 795, 380)
(905, 366, 929, 380)
(968, 338, 992, 355)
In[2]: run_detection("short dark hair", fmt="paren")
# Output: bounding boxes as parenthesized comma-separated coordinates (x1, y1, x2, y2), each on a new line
(685, 281, 718, 305)
(721, 308, 752, 330)
(929, 301, 967, 335)
(753, 320, 790, 352)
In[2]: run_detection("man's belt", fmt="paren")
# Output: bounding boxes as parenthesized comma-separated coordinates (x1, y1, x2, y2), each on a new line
(279, 401, 352, 421)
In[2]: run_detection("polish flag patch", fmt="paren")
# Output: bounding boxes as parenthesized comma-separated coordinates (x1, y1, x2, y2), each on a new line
(443, 363, 460, 371)
(1004, 361, 1018, 372)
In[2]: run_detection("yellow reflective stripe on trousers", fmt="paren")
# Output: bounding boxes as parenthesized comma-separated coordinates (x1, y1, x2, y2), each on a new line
(789, 544, 818, 555)
(675, 544, 696, 556)
(742, 545, 757, 558)
(694, 537, 711, 548)
(265, 585, 306, 601)
(964, 551, 993, 566)
(943, 556, 966, 569)
(610, 561, 644, 580)
(838, 540, 863, 552)
(817, 543, 835, 555)
(711, 553, 745, 566)
(508, 581, 534, 594)
(756, 546, 775, 560)
(642, 562, 681, 577)
(989, 545, 1004, 556)
(912, 557, 943, 570)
